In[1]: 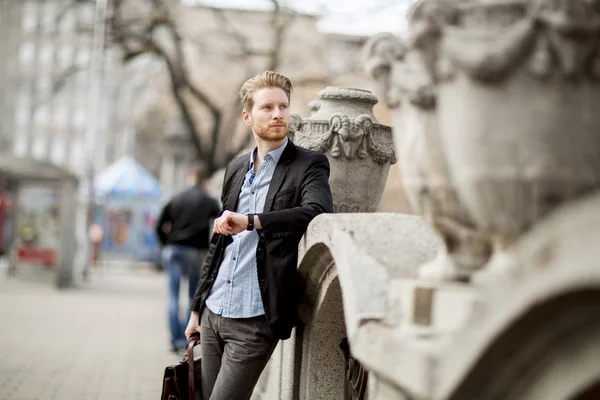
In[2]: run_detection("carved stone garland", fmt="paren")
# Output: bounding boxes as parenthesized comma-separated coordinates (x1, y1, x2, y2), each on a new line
(294, 113, 394, 165)
(293, 87, 396, 214)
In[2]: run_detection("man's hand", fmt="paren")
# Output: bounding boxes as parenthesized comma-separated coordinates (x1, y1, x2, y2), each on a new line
(184, 311, 201, 341)
(213, 211, 248, 235)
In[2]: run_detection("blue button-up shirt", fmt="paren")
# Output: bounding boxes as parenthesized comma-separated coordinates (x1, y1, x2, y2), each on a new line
(205, 138, 288, 318)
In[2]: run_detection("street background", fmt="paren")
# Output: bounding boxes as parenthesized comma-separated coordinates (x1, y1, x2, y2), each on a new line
(0, 267, 179, 400)
(0, 1, 417, 399)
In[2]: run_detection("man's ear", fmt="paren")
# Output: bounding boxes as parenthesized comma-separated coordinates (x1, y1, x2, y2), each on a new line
(242, 110, 252, 127)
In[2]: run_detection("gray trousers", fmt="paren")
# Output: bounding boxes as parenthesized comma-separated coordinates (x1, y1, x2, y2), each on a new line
(200, 307, 278, 400)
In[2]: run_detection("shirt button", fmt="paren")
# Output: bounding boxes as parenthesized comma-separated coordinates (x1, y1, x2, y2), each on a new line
(233, 257, 236, 260)
(252, 191, 255, 195)
(227, 280, 231, 284)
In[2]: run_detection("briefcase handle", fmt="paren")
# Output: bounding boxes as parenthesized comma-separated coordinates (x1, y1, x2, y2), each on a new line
(184, 332, 200, 400)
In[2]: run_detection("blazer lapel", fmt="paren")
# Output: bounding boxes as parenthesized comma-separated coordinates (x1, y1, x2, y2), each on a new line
(225, 158, 249, 211)
(264, 141, 296, 212)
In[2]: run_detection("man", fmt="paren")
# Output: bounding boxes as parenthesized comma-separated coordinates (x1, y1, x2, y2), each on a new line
(185, 71, 333, 400)
(156, 166, 220, 353)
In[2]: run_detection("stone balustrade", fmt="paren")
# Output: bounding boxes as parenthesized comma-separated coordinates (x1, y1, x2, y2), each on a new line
(254, 2, 600, 398)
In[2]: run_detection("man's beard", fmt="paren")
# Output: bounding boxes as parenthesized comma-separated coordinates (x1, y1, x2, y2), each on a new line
(254, 123, 290, 141)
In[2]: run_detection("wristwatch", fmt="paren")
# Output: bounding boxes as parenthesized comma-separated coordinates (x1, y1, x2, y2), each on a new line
(247, 213, 255, 231)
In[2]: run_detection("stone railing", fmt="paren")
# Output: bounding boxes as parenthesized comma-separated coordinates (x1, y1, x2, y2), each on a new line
(253, 2, 600, 399)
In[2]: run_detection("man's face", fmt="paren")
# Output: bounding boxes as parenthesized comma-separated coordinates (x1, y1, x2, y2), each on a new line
(243, 87, 290, 142)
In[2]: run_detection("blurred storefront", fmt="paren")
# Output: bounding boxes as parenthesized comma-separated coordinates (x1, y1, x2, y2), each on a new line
(15, 185, 60, 267)
(0, 187, 17, 257)
(0, 154, 78, 288)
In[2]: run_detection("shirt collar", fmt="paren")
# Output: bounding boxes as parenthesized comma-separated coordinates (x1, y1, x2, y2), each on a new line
(249, 137, 289, 170)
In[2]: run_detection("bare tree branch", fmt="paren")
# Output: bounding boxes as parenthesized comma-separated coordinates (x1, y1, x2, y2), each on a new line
(210, 7, 254, 60)
(108, 0, 299, 174)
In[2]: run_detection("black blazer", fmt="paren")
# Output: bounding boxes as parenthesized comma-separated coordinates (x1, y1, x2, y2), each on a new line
(190, 141, 334, 340)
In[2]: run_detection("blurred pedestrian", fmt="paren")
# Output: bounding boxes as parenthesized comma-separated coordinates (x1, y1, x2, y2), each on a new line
(184, 71, 333, 400)
(88, 224, 104, 267)
(156, 165, 220, 353)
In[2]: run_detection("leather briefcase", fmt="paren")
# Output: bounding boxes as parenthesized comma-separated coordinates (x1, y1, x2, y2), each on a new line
(161, 333, 201, 400)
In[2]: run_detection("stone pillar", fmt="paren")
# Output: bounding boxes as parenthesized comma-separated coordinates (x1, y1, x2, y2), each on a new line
(292, 87, 396, 213)
(56, 178, 78, 288)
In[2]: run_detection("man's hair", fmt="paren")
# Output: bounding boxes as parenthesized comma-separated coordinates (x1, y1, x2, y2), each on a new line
(239, 71, 293, 112)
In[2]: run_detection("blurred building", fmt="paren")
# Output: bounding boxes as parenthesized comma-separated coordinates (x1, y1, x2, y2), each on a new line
(0, 0, 126, 173)
(0, 0, 133, 284)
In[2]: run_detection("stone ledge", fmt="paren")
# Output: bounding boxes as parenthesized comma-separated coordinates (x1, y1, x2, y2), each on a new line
(297, 195, 600, 399)
(297, 213, 446, 399)
(300, 213, 440, 279)
(348, 279, 479, 399)
(392, 279, 479, 338)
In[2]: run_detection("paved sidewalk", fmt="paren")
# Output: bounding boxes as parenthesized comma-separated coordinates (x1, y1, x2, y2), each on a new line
(0, 268, 187, 400)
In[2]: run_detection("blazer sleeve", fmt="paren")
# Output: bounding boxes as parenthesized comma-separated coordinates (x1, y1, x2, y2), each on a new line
(257, 153, 334, 235)
(190, 164, 230, 313)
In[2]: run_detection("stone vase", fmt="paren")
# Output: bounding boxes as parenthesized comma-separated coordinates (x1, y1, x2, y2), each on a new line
(413, 0, 600, 279)
(365, 33, 491, 281)
(293, 87, 396, 213)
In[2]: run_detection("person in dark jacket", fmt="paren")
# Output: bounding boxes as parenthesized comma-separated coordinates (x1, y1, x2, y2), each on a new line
(156, 166, 220, 352)
(184, 71, 333, 400)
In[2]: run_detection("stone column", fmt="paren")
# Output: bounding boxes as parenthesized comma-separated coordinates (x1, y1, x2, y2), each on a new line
(292, 87, 396, 213)
(56, 178, 78, 288)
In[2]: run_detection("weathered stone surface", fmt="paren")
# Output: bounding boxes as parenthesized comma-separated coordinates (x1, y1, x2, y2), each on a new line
(253, 213, 441, 400)
(351, 1, 600, 399)
(341, 193, 600, 400)
(298, 213, 439, 400)
(364, 29, 492, 282)
(435, 191, 600, 400)
(299, 213, 438, 281)
(413, 0, 600, 278)
(259, 2, 600, 399)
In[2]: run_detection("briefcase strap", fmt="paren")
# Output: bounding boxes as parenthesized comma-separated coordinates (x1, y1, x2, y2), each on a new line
(186, 332, 200, 399)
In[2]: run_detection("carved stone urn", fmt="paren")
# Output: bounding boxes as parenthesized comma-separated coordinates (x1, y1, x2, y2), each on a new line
(365, 31, 491, 281)
(408, 0, 600, 279)
(293, 87, 396, 213)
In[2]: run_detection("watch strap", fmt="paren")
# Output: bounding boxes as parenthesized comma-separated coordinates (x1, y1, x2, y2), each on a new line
(247, 213, 255, 231)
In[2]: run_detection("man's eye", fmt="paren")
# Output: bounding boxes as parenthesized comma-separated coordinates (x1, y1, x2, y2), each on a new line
(280, 105, 288, 109)
(264, 106, 272, 110)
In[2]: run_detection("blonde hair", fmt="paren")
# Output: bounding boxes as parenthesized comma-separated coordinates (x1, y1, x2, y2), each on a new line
(239, 71, 293, 112)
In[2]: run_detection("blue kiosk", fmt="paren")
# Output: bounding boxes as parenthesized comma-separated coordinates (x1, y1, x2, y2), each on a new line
(94, 156, 162, 264)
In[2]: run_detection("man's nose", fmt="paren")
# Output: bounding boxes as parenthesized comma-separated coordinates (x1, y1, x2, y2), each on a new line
(272, 108, 283, 119)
